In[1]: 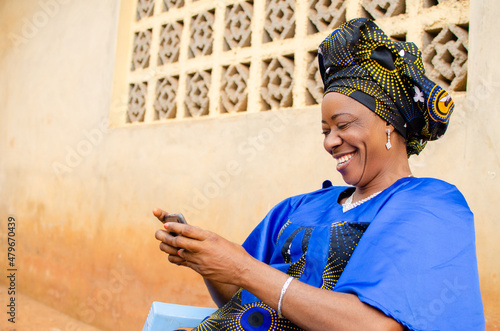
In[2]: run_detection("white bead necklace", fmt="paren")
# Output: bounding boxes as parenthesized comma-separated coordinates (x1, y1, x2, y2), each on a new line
(342, 190, 382, 213)
(342, 175, 413, 213)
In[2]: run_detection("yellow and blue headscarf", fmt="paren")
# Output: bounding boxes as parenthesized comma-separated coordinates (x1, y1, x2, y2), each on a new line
(318, 18, 454, 156)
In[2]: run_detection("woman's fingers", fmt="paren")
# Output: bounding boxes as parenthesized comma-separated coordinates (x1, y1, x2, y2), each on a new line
(168, 254, 187, 266)
(154, 212, 192, 266)
(155, 228, 169, 242)
(164, 222, 208, 241)
(156, 219, 252, 284)
(159, 244, 187, 265)
(158, 239, 187, 265)
(159, 242, 178, 255)
(156, 228, 197, 256)
(152, 208, 169, 222)
(156, 229, 185, 252)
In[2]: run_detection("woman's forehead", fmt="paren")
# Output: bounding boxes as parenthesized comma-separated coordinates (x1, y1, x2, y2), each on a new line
(322, 92, 374, 117)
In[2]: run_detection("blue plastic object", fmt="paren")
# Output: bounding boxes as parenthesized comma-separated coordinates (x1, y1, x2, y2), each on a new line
(142, 302, 217, 331)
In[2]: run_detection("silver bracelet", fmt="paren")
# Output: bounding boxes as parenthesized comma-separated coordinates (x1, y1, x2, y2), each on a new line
(277, 276, 294, 318)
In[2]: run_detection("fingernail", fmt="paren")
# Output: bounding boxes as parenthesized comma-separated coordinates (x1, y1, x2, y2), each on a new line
(164, 223, 169, 229)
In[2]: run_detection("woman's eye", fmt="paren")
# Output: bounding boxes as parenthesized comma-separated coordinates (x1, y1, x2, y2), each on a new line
(322, 130, 330, 136)
(337, 122, 350, 130)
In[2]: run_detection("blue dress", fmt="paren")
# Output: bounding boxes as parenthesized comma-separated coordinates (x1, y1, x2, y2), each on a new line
(194, 177, 484, 330)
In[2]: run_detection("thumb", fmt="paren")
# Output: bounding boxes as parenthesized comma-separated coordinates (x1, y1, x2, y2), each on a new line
(152, 208, 168, 222)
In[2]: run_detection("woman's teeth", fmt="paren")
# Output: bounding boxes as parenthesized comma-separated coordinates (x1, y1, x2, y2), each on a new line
(337, 153, 354, 166)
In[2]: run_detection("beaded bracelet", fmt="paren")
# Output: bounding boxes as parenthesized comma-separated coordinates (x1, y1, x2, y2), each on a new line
(277, 276, 294, 318)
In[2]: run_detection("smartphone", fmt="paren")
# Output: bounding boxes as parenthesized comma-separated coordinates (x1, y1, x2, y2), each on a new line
(162, 213, 187, 224)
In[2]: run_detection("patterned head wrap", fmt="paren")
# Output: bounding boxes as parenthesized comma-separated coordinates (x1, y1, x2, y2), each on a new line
(318, 18, 454, 156)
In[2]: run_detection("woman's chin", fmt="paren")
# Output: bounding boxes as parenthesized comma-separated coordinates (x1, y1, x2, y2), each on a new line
(339, 173, 359, 187)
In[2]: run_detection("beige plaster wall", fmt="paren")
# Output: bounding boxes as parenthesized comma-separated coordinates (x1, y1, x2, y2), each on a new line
(465, 0, 500, 327)
(0, 0, 498, 330)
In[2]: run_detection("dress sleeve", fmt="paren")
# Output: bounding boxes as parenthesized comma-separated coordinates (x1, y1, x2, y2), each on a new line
(242, 196, 299, 264)
(333, 179, 485, 331)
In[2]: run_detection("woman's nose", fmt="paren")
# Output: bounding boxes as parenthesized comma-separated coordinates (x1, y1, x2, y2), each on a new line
(324, 131, 342, 154)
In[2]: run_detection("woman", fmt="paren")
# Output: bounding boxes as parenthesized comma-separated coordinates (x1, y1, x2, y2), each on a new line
(154, 18, 484, 330)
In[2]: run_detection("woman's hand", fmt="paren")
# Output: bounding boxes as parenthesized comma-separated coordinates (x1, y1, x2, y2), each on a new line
(153, 208, 187, 266)
(153, 209, 402, 329)
(153, 208, 253, 286)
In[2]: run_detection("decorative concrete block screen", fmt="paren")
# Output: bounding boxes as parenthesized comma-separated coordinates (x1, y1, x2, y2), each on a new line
(110, 0, 469, 125)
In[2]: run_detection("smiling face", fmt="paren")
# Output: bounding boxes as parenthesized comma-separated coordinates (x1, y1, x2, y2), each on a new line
(321, 92, 400, 190)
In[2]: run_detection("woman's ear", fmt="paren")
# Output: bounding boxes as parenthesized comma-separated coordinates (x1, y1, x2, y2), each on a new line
(386, 122, 406, 148)
(385, 122, 395, 133)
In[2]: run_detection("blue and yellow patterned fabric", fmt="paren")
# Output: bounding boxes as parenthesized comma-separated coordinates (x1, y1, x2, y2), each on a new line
(318, 18, 454, 156)
(193, 177, 484, 330)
